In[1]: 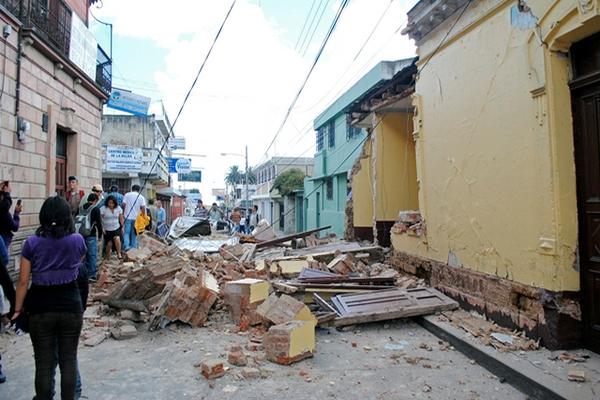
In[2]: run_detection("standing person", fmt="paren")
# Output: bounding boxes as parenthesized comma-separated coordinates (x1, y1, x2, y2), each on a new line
(12, 196, 87, 400)
(103, 185, 123, 208)
(121, 185, 146, 251)
(0, 181, 20, 320)
(239, 209, 247, 234)
(100, 195, 124, 260)
(65, 176, 85, 218)
(230, 207, 241, 233)
(193, 199, 208, 219)
(0, 235, 8, 384)
(248, 205, 260, 233)
(209, 203, 223, 222)
(77, 194, 102, 281)
(148, 199, 158, 232)
(91, 184, 104, 206)
(155, 200, 166, 234)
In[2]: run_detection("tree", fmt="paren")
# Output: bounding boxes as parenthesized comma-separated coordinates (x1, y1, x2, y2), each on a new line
(242, 167, 257, 184)
(225, 165, 242, 186)
(271, 168, 305, 196)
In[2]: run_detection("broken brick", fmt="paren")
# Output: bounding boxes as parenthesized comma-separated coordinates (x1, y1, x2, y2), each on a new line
(199, 359, 226, 380)
(223, 278, 269, 324)
(256, 294, 317, 326)
(264, 320, 315, 365)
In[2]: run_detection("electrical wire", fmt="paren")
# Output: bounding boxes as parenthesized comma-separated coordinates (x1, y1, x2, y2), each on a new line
(299, 0, 331, 57)
(123, 0, 237, 220)
(297, 0, 326, 54)
(294, 0, 319, 50)
(261, 0, 350, 160)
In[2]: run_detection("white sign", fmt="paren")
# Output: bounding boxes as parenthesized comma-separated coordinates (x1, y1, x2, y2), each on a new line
(107, 90, 151, 116)
(169, 136, 186, 150)
(175, 158, 192, 174)
(69, 13, 97, 80)
(106, 146, 143, 173)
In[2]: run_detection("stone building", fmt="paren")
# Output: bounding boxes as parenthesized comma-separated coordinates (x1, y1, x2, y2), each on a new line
(0, 0, 111, 276)
(101, 114, 171, 200)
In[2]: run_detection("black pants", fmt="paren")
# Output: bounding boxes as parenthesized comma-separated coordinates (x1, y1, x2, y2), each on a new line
(0, 262, 16, 318)
(29, 312, 83, 400)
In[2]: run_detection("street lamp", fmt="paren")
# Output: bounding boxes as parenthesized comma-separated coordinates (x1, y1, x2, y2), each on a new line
(221, 145, 249, 216)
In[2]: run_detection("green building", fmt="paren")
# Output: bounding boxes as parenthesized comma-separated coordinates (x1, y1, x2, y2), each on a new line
(303, 59, 415, 237)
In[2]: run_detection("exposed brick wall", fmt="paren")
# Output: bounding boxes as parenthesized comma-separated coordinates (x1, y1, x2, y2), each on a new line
(0, 13, 104, 281)
(388, 251, 582, 349)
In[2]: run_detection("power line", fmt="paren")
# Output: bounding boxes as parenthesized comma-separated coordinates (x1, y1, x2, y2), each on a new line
(297, 0, 327, 53)
(300, 0, 331, 57)
(261, 0, 351, 160)
(294, 0, 319, 50)
(352, 0, 395, 62)
(123, 0, 237, 220)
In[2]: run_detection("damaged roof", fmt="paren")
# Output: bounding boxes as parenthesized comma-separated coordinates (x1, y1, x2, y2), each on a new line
(314, 58, 416, 129)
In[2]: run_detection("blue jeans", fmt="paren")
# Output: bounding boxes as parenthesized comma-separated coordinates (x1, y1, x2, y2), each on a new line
(51, 338, 82, 399)
(85, 236, 98, 280)
(123, 219, 137, 251)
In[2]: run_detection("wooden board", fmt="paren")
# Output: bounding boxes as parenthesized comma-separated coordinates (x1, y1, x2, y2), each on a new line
(332, 287, 458, 326)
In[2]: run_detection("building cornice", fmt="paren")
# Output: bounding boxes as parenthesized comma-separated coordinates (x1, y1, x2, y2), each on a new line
(402, 0, 472, 42)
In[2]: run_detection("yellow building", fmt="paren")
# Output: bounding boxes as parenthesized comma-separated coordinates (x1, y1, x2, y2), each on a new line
(350, 61, 419, 247)
(374, 0, 600, 350)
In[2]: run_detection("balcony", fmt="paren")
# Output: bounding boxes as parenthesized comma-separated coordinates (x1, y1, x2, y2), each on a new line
(0, 0, 112, 95)
(141, 148, 170, 185)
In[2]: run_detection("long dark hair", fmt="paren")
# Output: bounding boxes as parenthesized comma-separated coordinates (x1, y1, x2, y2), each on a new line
(35, 196, 75, 238)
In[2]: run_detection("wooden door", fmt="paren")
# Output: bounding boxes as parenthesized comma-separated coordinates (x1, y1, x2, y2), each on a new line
(55, 128, 68, 197)
(571, 32, 600, 352)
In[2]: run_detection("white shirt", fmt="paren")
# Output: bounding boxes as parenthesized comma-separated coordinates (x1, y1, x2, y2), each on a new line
(100, 205, 123, 231)
(122, 191, 146, 221)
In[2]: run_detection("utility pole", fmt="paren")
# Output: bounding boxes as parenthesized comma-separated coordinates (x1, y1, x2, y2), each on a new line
(245, 145, 249, 218)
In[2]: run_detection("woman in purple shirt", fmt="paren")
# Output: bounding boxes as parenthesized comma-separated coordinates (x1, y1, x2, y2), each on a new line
(12, 196, 87, 400)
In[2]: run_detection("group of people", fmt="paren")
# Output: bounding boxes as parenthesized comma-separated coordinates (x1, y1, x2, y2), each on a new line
(0, 177, 168, 398)
(193, 200, 260, 234)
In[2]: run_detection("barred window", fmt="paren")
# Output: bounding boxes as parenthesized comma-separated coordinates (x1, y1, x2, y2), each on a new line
(326, 177, 334, 200)
(316, 127, 325, 151)
(347, 121, 362, 140)
(328, 121, 335, 148)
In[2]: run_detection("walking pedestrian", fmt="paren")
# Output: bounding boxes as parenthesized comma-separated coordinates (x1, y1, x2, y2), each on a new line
(155, 200, 166, 234)
(0, 181, 20, 320)
(248, 205, 260, 233)
(0, 235, 9, 384)
(76, 193, 102, 281)
(121, 185, 146, 251)
(100, 195, 124, 260)
(12, 196, 87, 400)
(230, 207, 241, 233)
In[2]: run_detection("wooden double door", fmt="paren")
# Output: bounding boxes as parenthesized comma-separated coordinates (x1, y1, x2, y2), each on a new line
(571, 32, 600, 352)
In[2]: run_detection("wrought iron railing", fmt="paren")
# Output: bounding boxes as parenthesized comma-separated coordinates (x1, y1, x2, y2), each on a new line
(0, 0, 112, 94)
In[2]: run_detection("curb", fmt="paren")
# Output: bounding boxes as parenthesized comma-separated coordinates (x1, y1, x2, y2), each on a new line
(417, 315, 567, 400)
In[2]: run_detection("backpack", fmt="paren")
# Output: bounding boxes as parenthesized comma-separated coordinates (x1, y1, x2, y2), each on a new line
(74, 203, 98, 237)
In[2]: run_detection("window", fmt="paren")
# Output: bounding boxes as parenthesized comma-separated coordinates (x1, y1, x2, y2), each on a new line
(326, 177, 334, 200)
(347, 121, 362, 140)
(328, 121, 335, 148)
(316, 127, 324, 151)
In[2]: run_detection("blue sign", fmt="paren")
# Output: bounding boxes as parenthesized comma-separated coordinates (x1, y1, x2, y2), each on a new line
(178, 171, 202, 182)
(168, 157, 192, 173)
(107, 89, 151, 116)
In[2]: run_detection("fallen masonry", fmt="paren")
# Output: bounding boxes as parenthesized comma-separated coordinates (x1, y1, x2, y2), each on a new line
(88, 229, 471, 371)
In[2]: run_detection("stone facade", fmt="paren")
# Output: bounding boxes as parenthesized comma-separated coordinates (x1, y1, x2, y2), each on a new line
(0, 3, 109, 278)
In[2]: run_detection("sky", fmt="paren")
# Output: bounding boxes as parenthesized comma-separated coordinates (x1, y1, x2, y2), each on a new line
(91, 0, 417, 202)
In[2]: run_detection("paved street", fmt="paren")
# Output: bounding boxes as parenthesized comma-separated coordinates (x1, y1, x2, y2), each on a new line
(1, 319, 525, 399)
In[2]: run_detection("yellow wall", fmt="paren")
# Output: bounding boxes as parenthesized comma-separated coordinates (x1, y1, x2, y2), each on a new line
(353, 112, 419, 227)
(391, 0, 600, 292)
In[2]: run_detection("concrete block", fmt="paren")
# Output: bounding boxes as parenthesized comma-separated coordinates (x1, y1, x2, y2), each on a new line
(111, 324, 138, 340)
(264, 320, 315, 365)
(256, 294, 317, 326)
(198, 359, 226, 380)
(224, 278, 269, 324)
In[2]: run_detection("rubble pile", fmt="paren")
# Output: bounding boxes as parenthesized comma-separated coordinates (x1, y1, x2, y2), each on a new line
(88, 228, 458, 372)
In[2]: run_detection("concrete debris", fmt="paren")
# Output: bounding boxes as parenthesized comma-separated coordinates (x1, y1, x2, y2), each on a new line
(256, 294, 317, 326)
(264, 320, 315, 365)
(228, 345, 248, 366)
(111, 324, 138, 340)
(240, 367, 261, 379)
(223, 278, 269, 325)
(327, 253, 356, 275)
(442, 310, 539, 352)
(567, 370, 586, 382)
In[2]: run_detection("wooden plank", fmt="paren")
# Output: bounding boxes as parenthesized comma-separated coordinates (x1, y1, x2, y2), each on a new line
(272, 281, 298, 294)
(313, 293, 341, 316)
(298, 276, 396, 285)
(256, 226, 332, 248)
(298, 268, 341, 279)
(331, 287, 458, 326)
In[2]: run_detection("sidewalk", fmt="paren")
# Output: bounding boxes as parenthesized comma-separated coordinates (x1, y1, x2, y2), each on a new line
(419, 314, 600, 400)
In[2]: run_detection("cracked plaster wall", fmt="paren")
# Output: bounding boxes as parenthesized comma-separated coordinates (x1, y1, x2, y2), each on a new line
(391, 0, 595, 292)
